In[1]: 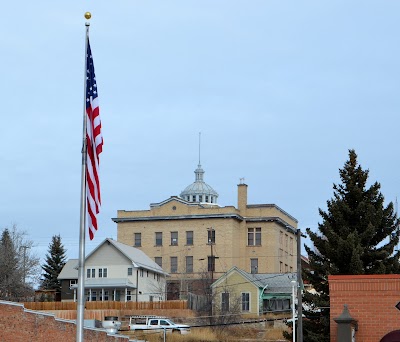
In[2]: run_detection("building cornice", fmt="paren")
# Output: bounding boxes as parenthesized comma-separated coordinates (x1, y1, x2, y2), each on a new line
(112, 214, 296, 233)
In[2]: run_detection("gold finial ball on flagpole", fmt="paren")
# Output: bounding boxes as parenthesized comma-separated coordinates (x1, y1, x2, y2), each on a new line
(84, 12, 92, 20)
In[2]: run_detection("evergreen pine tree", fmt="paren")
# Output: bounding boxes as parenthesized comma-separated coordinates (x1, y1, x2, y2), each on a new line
(41, 235, 67, 291)
(302, 150, 400, 342)
(0, 229, 21, 299)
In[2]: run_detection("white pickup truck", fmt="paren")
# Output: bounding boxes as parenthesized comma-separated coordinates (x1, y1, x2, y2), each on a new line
(128, 315, 190, 335)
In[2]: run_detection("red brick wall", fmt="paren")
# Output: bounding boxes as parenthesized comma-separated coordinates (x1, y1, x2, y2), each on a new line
(329, 275, 400, 342)
(0, 301, 129, 342)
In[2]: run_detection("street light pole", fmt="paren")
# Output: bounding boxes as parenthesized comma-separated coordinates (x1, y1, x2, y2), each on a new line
(291, 280, 297, 342)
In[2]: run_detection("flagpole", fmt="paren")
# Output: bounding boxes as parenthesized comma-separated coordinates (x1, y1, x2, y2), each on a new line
(76, 12, 91, 342)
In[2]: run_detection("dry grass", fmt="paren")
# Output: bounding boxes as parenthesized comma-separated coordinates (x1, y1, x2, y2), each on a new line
(123, 326, 289, 342)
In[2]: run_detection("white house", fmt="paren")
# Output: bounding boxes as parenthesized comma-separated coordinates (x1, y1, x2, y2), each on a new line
(58, 238, 168, 302)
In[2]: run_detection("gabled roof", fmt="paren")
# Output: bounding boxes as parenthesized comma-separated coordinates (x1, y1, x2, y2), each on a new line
(212, 266, 296, 293)
(86, 238, 168, 276)
(58, 259, 78, 280)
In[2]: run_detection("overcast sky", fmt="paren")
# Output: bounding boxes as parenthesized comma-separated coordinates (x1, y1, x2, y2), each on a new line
(1, 1, 400, 270)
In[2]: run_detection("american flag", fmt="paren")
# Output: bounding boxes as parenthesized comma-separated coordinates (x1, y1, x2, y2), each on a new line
(85, 38, 103, 240)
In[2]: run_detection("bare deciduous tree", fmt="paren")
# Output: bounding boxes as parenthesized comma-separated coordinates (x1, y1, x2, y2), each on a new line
(0, 224, 40, 300)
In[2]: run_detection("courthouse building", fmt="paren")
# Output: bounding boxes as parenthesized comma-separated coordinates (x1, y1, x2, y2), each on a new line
(113, 162, 298, 299)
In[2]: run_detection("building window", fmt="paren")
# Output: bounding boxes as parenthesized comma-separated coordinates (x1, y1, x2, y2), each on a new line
(186, 256, 193, 273)
(208, 256, 215, 272)
(155, 257, 162, 268)
(127, 290, 132, 301)
(87, 268, 95, 278)
(205, 195, 209, 202)
(285, 234, 288, 248)
(186, 231, 193, 245)
(171, 232, 178, 246)
(199, 195, 203, 202)
(98, 268, 107, 278)
(104, 290, 109, 301)
(280, 262, 283, 273)
(128, 267, 133, 276)
(279, 231, 283, 244)
(134, 233, 141, 247)
(207, 229, 215, 244)
(251, 258, 258, 274)
(91, 291, 97, 301)
(69, 279, 77, 287)
(248, 228, 261, 246)
(221, 292, 230, 312)
(241, 293, 250, 311)
(290, 237, 293, 255)
(265, 298, 291, 312)
(155, 232, 163, 246)
(170, 257, 178, 273)
(99, 268, 107, 278)
(157, 274, 160, 281)
(140, 269, 144, 277)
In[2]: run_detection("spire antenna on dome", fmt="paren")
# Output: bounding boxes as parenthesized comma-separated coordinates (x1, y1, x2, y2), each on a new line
(198, 132, 201, 166)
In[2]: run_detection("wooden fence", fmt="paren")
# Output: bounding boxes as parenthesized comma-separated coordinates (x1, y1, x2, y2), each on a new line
(23, 300, 188, 312)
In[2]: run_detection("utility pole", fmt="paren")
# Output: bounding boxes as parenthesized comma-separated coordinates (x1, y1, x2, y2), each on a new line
(296, 228, 303, 342)
(20, 245, 30, 286)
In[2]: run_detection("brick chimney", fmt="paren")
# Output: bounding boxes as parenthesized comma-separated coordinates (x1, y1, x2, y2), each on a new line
(237, 180, 248, 213)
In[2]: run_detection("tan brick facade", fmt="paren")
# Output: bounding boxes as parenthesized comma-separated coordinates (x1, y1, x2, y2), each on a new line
(113, 184, 297, 297)
(329, 274, 400, 342)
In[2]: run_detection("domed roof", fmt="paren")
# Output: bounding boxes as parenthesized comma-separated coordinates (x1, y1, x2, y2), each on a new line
(180, 164, 219, 204)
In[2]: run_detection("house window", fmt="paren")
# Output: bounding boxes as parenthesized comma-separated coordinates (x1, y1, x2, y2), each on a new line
(92, 269, 95, 278)
(104, 290, 109, 301)
(91, 291, 97, 301)
(199, 195, 203, 202)
(134, 233, 141, 247)
(265, 298, 291, 312)
(155, 232, 163, 246)
(140, 269, 144, 277)
(186, 231, 193, 245)
(170, 257, 178, 273)
(128, 267, 133, 276)
(241, 293, 250, 311)
(157, 274, 160, 281)
(251, 259, 258, 274)
(208, 256, 215, 272)
(155, 257, 162, 268)
(98, 268, 107, 278)
(205, 195, 209, 202)
(147, 270, 149, 277)
(171, 232, 178, 246)
(248, 228, 261, 246)
(87, 268, 95, 278)
(221, 292, 230, 312)
(186, 256, 193, 273)
(207, 229, 215, 244)
(69, 279, 77, 287)
(127, 290, 132, 301)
